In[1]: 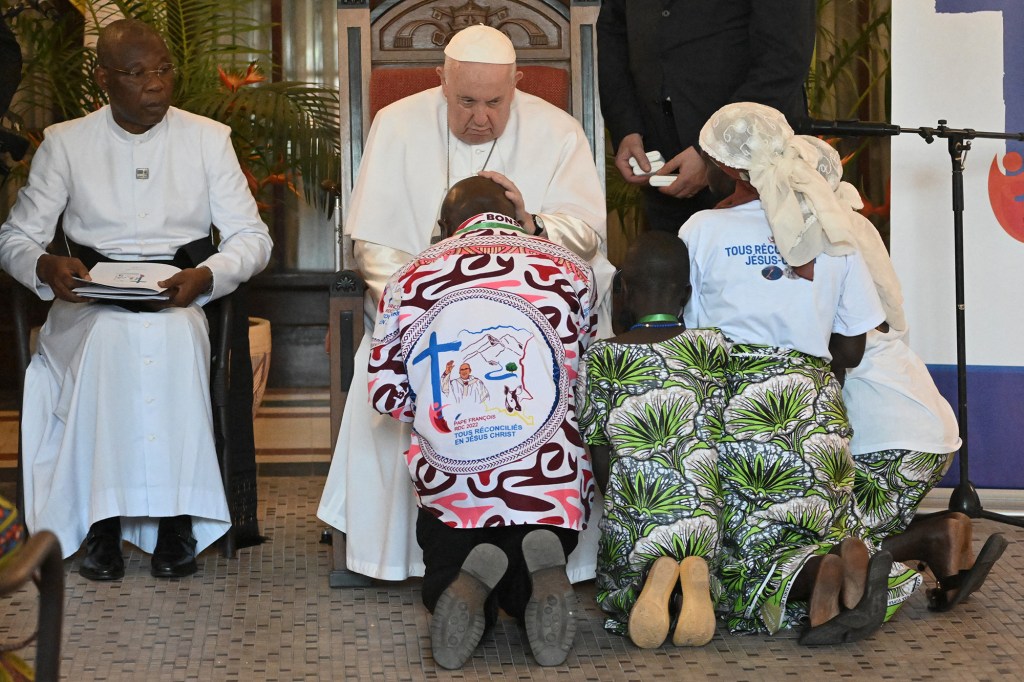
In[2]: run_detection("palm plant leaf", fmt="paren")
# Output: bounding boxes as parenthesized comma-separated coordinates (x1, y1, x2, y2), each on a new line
(7, 0, 340, 213)
(9, 15, 104, 120)
(186, 81, 340, 205)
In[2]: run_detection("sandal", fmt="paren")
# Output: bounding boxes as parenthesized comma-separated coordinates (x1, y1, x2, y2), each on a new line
(799, 550, 892, 646)
(629, 556, 679, 649)
(673, 556, 716, 646)
(927, 533, 1008, 612)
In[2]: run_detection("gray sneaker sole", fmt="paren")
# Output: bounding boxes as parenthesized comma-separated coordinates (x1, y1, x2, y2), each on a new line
(523, 529, 577, 666)
(430, 543, 508, 670)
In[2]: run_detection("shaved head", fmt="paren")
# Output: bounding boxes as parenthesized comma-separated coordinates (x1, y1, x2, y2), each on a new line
(439, 176, 517, 237)
(621, 232, 691, 306)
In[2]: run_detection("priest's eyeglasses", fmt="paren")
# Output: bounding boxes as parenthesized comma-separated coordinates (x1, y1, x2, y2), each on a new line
(105, 63, 178, 82)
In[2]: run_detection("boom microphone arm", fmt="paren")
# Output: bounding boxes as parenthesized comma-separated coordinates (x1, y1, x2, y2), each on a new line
(794, 117, 902, 137)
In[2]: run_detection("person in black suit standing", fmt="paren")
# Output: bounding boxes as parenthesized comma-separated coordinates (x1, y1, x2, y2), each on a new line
(597, 1, 816, 233)
(0, 15, 21, 117)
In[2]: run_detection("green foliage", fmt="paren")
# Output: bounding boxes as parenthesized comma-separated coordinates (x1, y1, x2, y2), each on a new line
(808, 0, 891, 122)
(6, 0, 339, 213)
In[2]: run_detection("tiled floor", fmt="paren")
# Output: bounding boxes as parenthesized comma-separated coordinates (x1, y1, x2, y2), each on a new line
(3, 391, 1024, 680)
(2, 475, 1023, 681)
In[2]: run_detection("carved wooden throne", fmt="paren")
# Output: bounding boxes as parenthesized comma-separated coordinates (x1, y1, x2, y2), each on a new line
(335, 0, 603, 269)
(326, 0, 602, 586)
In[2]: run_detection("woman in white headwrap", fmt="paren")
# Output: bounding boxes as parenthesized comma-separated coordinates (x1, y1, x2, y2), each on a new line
(802, 135, 1006, 614)
(679, 102, 918, 643)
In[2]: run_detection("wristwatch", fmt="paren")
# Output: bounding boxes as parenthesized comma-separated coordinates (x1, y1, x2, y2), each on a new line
(532, 214, 547, 238)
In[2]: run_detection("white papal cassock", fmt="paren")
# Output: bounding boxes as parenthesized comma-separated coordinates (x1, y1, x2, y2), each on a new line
(317, 86, 615, 581)
(0, 106, 272, 558)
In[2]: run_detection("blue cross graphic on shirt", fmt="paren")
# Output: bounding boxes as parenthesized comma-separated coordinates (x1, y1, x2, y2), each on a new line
(411, 331, 461, 414)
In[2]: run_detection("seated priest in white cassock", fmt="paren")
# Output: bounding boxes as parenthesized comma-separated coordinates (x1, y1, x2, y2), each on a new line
(0, 19, 272, 581)
(317, 24, 615, 582)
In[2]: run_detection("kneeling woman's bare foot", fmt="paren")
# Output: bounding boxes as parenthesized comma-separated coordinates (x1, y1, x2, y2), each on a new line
(833, 537, 869, 610)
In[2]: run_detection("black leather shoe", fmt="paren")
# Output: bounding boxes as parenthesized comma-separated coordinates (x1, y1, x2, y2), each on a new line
(79, 519, 125, 581)
(151, 516, 198, 578)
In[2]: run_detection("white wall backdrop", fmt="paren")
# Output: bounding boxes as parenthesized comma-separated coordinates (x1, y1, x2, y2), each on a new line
(891, 0, 1024, 487)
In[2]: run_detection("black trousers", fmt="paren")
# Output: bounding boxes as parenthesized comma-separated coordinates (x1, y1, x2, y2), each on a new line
(416, 509, 578, 629)
(636, 98, 718, 233)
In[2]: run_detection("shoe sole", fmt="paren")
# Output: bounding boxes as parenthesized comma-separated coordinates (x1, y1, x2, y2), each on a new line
(430, 543, 507, 670)
(628, 556, 677, 648)
(79, 566, 125, 581)
(151, 560, 199, 579)
(523, 529, 576, 666)
(673, 556, 716, 646)
(927, 533, 1008, 612)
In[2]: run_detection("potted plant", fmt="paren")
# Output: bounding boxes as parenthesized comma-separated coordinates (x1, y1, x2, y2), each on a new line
(4, 0, 340, 214)
(4, 0, 342, 409)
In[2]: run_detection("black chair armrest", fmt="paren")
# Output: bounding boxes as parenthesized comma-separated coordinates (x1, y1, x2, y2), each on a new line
(328, 270, 366, 451)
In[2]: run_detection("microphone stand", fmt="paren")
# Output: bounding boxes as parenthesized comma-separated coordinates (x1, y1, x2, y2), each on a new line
(803, 118, 1024, 528)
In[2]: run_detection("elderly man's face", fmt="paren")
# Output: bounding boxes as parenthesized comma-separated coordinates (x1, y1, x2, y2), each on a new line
(96, 32, 174, 134)
(438, 60, 522, 145)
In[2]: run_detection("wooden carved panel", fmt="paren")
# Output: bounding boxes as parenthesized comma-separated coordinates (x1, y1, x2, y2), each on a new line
(372, 0, 569, 64)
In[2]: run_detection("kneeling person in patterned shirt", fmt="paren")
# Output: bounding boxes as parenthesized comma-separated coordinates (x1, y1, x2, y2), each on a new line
(367, 176, 597, 669)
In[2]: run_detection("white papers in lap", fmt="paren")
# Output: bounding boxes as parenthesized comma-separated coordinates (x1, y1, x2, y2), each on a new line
(72, 261, 180, 300)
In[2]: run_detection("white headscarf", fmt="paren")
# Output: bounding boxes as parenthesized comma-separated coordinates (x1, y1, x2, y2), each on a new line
(699, 102, 855, 267)
(800, 135, 907, 332)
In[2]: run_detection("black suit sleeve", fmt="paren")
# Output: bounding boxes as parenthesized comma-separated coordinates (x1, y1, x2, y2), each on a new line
(597, 0, 645, 148)
(0, 17, 23, 116)
(729, 0, 816, 123)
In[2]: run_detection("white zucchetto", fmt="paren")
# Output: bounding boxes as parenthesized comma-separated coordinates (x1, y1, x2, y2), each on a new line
(444, 24, 516, 65)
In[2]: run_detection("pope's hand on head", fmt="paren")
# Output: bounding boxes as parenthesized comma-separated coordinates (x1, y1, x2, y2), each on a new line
(476, 170, 535, 231)
(156, 266, 213, 308)
(657, 146, 708, 199)
(36, 254, 91, 303)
